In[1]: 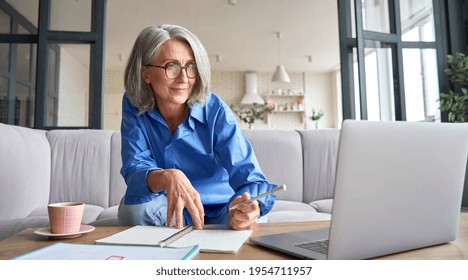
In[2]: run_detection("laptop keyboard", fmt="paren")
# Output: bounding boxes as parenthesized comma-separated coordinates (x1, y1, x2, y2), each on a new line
(294, 239, 329, 254)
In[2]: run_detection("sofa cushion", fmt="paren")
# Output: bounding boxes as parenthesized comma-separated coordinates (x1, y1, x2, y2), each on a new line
(271, 200, 317, 213)
(0, 124, 50, 221)
(0, 217, 50, 241)
(97, 205, 119, 220)
(309, 199, 333, 214)
(268, 211, 331, 222)
(90, 217, 119, 226)
(268, 200, 331, 222)
(47, 130, 114, 208)
(243, 130, 303, 202)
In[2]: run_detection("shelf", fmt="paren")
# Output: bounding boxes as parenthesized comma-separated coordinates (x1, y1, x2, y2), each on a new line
(271, 110, 305, 113)
(263, 91, 306, 126)
(262, 94, 304, 97)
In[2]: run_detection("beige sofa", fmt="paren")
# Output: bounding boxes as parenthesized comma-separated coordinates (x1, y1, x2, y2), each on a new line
(0, 123, 340, 241)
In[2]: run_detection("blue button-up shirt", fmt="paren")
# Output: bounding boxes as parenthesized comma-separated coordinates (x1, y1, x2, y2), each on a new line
(120, 92, 276, 223)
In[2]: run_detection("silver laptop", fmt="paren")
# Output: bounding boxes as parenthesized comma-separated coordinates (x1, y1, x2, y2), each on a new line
(250, 120, 468, 259)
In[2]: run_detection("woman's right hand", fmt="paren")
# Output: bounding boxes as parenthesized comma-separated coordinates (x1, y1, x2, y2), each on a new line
(147, 169, 204, 229)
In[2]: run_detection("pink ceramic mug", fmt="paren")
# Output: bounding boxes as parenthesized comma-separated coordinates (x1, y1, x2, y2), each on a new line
(48, 202, 85, 234)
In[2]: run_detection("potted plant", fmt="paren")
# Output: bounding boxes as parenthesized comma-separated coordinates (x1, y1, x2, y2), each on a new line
(232, 101, 274, 129)
(309, 109, 324, 129)
(439, 52, 468, 122)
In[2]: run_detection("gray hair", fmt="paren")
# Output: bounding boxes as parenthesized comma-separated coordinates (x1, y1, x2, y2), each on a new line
(124, 24, 211, 113)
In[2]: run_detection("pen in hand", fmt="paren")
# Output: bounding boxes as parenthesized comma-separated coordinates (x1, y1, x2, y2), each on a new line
(229, 184, 287, 211)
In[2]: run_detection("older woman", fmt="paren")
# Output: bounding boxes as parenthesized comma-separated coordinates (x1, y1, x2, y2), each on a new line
(118, 24, 276, 230)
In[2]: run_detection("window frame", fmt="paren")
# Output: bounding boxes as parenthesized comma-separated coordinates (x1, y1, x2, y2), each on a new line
(0, 0, 106, 129)
(337, 0, 452, 122)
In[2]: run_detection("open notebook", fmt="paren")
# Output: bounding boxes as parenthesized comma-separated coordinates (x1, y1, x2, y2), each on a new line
(96, 225, 252, 253)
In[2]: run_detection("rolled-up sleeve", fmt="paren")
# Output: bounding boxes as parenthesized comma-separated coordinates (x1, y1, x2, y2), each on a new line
(120, 94, 161, 204)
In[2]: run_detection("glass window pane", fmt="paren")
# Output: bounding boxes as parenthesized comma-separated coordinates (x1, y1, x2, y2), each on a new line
(361, 0, 390, 33)
(0, 76, 8, 124)
(403, 49, 440, 121)
(46, 46, 57, 126)
(5, 0, 39, 30)
(17, 24, 31, 35)
(15, 83, 30, 126)
(16, 44, 33, 82)
(351, 0, 356, 38)
(364, 45, 395, 121)
(400, 0, 435, 42)
(46, 44, 90, 127)
(31, 44, 37, 85)
(0, 8, 10, 33)
(352, 48, 361, 120)
(0, 44, 9, 72)
(50, 0, 92, 32)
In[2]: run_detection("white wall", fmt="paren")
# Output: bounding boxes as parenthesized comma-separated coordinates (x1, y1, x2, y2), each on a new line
(303, 72, 337, 129)
(104, 70, 125, 131)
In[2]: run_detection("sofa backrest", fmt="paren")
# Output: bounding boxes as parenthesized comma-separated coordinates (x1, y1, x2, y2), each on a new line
(47, 130, 115, 208)
(243, 129, 304, 202)
(109, 132, 127, 206)
(0, 123, 340, 219)
(0, 124, 51, 221)
(298, 129, 340, 202)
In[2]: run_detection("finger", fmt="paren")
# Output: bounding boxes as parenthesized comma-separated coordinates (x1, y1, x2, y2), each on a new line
(175, 204, 184, 228)
(230, 213, 254, 230)
(237, 200, 260, 213)
(229, 195, 245, 210)
(233, 207, 259, 223)
(195, 199, 205, 229)
(166, 199, 175, 228)
(230, 206, 259, 230)
(186, 202, 204, 230)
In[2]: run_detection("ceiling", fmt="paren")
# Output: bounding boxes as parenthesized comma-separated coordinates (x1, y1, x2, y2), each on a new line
(105, 0, 340, 73)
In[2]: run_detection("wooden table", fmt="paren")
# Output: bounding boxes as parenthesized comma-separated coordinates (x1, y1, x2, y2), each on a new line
(1, 213, 467, 260)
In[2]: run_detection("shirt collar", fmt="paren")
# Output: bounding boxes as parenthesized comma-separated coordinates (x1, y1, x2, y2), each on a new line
(148, 107, 165, 125)
(188, 102, 205, 128)
(147, 101, 205, 130)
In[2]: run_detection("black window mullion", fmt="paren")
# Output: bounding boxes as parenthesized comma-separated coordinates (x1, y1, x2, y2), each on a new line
(88, 0, 106, 129)
(393, 0, 405, 121)
(0, 34, 37, 43)
(34, 0, 50, 129)
(47, 31, 98, 42)
(355, 0, 368, 120)
(400, 41, 438, 49)
(338, 0, 356, 120)
(362, 30, 399, 43)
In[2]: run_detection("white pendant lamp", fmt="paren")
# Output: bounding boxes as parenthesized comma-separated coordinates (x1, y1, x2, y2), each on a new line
(272, 32, 290, 83)
(241, 72, 264, 105)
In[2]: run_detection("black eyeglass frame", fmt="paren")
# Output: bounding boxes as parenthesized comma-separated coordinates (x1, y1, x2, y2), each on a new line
(145, 63, 198, 79)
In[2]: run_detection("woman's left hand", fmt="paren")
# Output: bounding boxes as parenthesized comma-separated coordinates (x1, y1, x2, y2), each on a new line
(229, 192, 260, 230)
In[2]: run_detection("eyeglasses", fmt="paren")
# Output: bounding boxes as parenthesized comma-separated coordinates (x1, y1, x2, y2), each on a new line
(145, 63, 198, 79)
